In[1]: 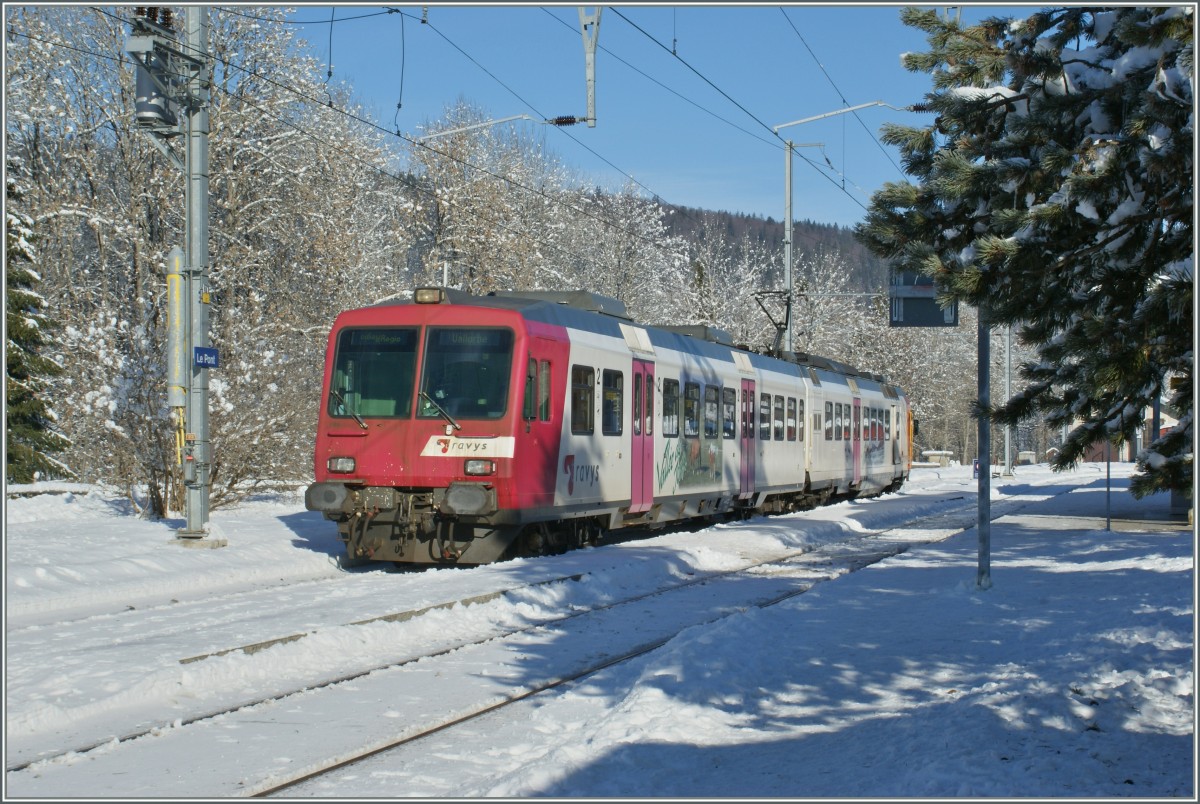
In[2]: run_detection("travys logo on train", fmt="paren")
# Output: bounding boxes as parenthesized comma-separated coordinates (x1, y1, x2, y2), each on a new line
(420, 436, 515, 457)
(562, 454, 600, 494)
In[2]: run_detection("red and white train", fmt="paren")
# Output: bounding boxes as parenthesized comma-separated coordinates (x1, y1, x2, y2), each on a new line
(305, 287, 914, 566)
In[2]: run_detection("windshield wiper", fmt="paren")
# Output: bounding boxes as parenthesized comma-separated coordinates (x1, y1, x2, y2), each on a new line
(421, 390, 462, 431)
(329, 388, 368, 430)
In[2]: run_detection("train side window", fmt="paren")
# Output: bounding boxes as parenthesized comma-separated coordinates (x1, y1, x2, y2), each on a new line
(662, 379, 680, 437)
(632, 374, 642, 437)
(825, 402, 833, 441)
(683, 382, 701, 437)
(798, 399, 805, 442)
(759, 393, 772, 441)
(786, 397, 797, 441)
(886, 408, 892, 441)
(644, 372, 654, 435)
(742, 388, 754, 439)
(834, 403, 843, 441)
(539, 360, 551, 421)
(774, 395, 785, 441)
(854, 404, 862, 442)
(570, 365, 594, 435)
(602, 370, 623, 436)
(722, 387, 737, 439)
(844, 403, 852, 441)
(703, 385, 720, 439)
(523, 358, 537, 421)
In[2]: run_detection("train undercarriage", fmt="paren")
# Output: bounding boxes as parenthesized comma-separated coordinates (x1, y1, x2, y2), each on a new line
(306, 474, 907, 568)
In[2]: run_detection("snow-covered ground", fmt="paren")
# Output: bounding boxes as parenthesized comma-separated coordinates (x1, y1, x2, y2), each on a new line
(4, 463, 1194, 798)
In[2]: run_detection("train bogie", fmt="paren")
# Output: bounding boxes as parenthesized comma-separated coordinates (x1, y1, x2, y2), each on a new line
(305, 287, 913, 566)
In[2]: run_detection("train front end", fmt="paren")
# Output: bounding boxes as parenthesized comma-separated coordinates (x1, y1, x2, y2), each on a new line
(304, 288, 531, 565)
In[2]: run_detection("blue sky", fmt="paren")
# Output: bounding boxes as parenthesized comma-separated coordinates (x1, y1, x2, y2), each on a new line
(286, 4, 1013, 228)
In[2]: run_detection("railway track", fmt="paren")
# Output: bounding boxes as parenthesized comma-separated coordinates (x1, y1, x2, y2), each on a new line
(7, 476, 1080, 797)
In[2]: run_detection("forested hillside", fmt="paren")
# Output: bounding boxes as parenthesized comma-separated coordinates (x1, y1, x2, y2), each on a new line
(661, 205, 890, 293)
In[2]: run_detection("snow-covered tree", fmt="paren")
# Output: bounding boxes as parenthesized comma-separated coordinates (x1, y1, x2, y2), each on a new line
(406, 101, 581, 295)
(681, 211, 776, 349)
(5, 155, 72, 482)
(5, 6, 409, 512)
(856, 6, 1193, 497)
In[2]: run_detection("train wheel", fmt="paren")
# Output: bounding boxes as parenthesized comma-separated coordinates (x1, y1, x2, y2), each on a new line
(514, 523, 553, 557)
(580, 519, 603, 548)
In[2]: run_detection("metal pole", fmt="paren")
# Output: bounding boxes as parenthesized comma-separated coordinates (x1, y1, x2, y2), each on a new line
(180, 6, 212, 538)
(977, 309, 992, 589)
(1106, 440, 1112, 530)
(578, 7, 601, 127)
(1003, 324, 1013, 476)
(783, 140, 793, 354)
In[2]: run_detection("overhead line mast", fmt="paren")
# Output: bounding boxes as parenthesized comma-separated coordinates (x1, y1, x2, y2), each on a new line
(578, 7, 601, 127)
(126, 7, 222, 546)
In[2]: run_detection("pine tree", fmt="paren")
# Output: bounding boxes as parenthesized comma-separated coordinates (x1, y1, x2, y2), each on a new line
(6, 156, 72, 483)
(855, 6, 1193, 498)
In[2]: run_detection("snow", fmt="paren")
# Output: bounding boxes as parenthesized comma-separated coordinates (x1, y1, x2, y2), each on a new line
(4, 464, 1194, 798)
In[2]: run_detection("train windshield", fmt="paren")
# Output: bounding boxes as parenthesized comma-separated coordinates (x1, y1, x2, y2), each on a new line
(418, 327, 514, 420)
(329, 328, 419, 419)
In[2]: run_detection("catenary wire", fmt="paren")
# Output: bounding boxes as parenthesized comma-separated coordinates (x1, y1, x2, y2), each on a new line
(9, 25, 661, 280)
(413, 12, 688, 222)
(538, 7, 777, 152)
(82, 7, 670, 251)
(10, 20, 671, 272)
(778, 7, 909, 181)
(220, 6, 707, 235)
(607, 7, 870, 216)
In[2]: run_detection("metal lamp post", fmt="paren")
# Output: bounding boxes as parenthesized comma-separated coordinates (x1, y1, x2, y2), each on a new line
(772, 101, 914, 353)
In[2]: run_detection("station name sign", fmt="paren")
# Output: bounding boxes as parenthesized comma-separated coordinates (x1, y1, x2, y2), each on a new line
(194, 347, 219, 368)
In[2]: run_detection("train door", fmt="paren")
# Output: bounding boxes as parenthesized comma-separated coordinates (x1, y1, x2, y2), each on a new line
(518, 339, 565, 509)
(739, 379, 755, 499)
(891, 405, 900, 467)
(852, 397, 863, 487)
(630, 359, 654, 514)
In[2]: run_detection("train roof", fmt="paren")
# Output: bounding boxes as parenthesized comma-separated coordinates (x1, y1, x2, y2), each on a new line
(365, 287, 894, 387)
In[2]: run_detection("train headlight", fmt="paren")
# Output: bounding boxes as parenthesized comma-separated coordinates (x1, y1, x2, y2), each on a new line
(327, 456, 356, 474)
(414, 287, 445, 304)
(464, 459, 495, 476)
